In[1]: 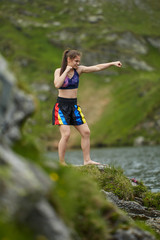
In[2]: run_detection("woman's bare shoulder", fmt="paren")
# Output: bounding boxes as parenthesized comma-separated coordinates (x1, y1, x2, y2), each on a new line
(54, 68, 61, 75)
(54, 68, 61, 72)
(77, 65, 85, 75)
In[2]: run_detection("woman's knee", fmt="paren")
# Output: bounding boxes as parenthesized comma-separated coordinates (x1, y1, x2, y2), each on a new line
(62, 129, 70, 141)
(82, 128, 90, 138)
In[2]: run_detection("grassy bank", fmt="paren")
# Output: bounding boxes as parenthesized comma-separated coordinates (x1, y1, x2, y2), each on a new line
(45, 163, 160, 239)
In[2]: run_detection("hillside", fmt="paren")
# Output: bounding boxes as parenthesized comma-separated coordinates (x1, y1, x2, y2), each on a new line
(0, 0, 160, 151)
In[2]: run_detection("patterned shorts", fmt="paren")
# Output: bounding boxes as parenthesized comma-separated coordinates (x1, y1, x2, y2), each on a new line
(52, 97, 86, 125)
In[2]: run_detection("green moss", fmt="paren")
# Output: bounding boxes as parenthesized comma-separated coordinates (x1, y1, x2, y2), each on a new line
(135, 220, 160, 240)
(132, 181, 148, 198)
(12, 134, 43, 164)
(143, 192, 160, 210)
(48, 165, 130, 240)
(77, 165, 134, 200)
(0, 219, 35, 240)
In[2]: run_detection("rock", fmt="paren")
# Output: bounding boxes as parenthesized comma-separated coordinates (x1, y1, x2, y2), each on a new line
(53, 21, 61, 26)
(37, 94, 49, 101)
(117, 32, 148, 54)
(102, 190, 160, 234)
(147, 37, 160, 50)
(87, 15, 104, 23)
(113, 227, 156, 240)
(74, 164, 111, 169)
(146, 218, 160, 234)
(124, 57, 153, 71)
(0, 145, 71, 240)
(26, 199, 71, 240)
(31, 83, 50, 92)
(134, 136, 145, 146)
(0, 53, 35, 145)
(102, 191, 160, 219)
(105, 33, 118, 42)
(0, 145, 51, 218)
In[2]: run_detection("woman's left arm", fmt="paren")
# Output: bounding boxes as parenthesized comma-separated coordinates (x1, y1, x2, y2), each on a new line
(78, 61, 122, 74)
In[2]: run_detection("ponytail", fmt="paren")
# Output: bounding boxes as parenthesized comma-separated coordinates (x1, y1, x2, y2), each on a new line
(60, 49, 82, 76)
(60, 49, 70, 76)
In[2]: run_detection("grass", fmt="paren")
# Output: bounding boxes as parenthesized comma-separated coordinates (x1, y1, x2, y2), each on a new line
(45, 163, 160, 239)
(135, 220, 160, 240)
(0, 219, 35, 240)
(91, 70, 160, 146)
(77, 165, 134, 200)
(74, 165, 160, 210)
(48, 165, 131, 240)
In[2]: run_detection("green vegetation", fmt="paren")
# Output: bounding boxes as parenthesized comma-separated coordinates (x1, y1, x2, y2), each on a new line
(135, 220, 160, 240)
(77, 165, 134, 200)
(91, 70, 160, 146)
(45, 164, 160, 239)
(0, 159, 159, 239)
(0, 220, 34, 240)
(143, 191, 160, 210)
(74, 165, 160, 209)
(48, 165, 130, 240)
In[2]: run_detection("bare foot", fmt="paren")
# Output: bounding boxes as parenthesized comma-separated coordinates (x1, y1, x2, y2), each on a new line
(60, 161, 67, 166)
(84, 160, 100, 165)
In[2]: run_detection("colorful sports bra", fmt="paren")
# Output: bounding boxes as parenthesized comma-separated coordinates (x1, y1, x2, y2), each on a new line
(59, 69, 79, 89)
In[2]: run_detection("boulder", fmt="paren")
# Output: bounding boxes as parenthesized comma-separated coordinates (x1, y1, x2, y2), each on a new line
(0, 145, 71, 240)
(116, 32, 148, 54)
(134, 136, 145, 146)
(102, 190, 160, 235)
(0, 53, 35, 145)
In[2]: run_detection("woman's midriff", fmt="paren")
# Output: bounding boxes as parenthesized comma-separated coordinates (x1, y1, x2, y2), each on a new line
(58, 89, 78, 99)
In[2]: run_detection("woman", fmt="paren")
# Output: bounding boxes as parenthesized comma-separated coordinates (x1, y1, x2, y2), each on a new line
(52, 49, 122, 165)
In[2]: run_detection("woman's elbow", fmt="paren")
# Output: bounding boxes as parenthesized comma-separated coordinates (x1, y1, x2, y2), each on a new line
(54, 81, 60, 89)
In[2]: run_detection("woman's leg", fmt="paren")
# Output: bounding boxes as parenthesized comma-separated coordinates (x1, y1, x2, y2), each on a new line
(58, 125, 71, 165)
(74, 123, 100, 165)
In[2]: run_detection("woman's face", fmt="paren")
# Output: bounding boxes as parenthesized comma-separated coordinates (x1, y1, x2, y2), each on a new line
(67, 55, 81, 69)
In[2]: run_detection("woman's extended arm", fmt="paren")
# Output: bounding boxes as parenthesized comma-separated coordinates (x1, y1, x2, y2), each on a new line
(54, 66, 72, 89)
(78, 61, 122, 74)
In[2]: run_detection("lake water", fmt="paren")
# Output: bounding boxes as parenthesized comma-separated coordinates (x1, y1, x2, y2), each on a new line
(47, 146, 160, 193)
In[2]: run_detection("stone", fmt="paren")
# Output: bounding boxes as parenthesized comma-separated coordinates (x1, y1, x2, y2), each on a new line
(102, 191, 160, 219)
(26, 199, 71, 240)
(88, 15, 104, 23)
(0, 145, 51, 218)
(0, 53, 35, 145)
(117, 32, 148, 54)
(0, 145, 71, 240)
(124, 57, 153, 71)
(134, 136, 145, 146)
(31, 83, 50, 92)
(102, 190, 160, 236)
(147, 37, 160, 50)
(113, 227, 156, 240)
(146, 218, 160, 234)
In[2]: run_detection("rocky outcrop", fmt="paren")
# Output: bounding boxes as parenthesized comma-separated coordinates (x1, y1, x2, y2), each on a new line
(0, 54, 35, 145)
(0, 145, 71, 240)
(113, 227, 156, 240)
(102, 190, 160, 234)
